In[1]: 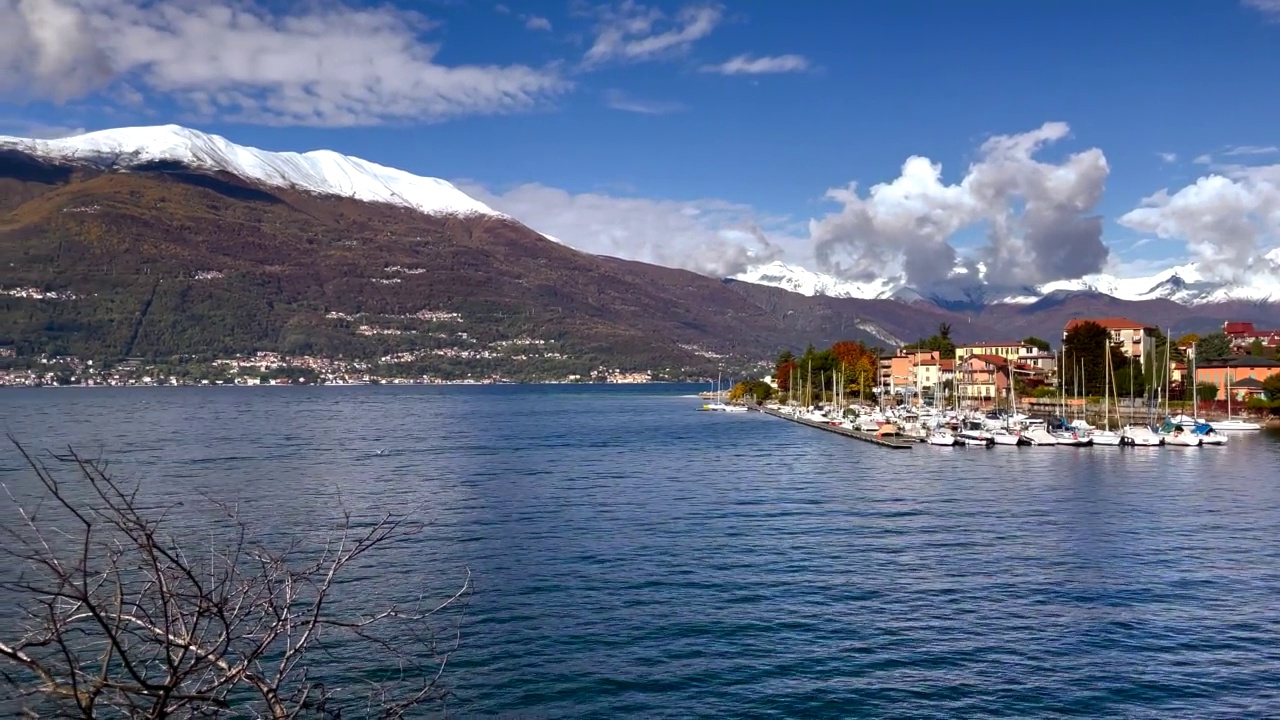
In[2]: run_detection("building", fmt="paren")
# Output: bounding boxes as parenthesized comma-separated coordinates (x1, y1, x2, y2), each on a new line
(957, 354, 1011, 405)
(878, 348, 938, 394)
(1063, 317, 1158, 362)
(953, 341, 1041, 364)
(1194, 356, 1280, 401)
(913, 357, 955, 397)
(1223, 321, 1280, 354)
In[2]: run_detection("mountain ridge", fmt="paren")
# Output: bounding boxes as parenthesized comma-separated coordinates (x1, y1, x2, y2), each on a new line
(734, 257, 1280, 309)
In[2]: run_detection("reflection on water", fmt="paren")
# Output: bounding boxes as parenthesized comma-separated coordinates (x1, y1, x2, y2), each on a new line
(2, 385, 1280, 717)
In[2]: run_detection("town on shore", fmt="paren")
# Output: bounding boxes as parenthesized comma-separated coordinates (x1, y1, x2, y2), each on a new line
(0, 349, 671, 388)
(729, 317, 1280, 422)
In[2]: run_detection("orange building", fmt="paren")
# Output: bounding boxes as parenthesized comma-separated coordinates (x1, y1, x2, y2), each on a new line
(878, 348, 939, 392)
(1063, 317, 1157, 362)
(1194, 356, 1280, 400)
(957, 354, 1011, 405)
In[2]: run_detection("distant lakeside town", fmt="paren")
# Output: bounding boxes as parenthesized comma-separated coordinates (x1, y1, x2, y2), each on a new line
(0, 349, 683, 388)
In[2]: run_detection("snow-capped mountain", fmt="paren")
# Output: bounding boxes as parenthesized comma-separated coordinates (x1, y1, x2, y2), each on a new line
(733, 261, 900, 300)
(733, 257, 1280, 307)
(0, 125, 502, 218)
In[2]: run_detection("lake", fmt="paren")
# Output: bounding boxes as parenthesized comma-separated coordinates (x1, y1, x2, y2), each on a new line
(2, 384, 1279, 718)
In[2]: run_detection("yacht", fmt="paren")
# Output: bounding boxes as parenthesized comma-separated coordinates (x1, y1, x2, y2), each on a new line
(927, 428, 957, 446)
(1211, 418, 1262, 431)
(1121, 425, 1163, 446)
(991, 428, 1027, 446)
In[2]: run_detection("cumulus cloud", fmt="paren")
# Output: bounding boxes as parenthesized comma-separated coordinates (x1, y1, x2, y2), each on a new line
(602, 89, 683, 114)
(811, 121, 1110, 289)
(700, 54, 810, 75)
(459, 181, 798, 277)
(1118, 162, 1280, 280)
(0, 0, 569, 126)
(582, 1, 723, 67)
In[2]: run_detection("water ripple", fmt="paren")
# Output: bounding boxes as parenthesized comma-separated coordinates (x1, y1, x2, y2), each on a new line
(2, 385, 1279, 717)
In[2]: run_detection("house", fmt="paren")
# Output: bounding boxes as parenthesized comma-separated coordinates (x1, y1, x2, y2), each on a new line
(1193, 356, 1280, 401)
(953, 341, 1041, 363)
(956, 354, 1010, 405)
(1223, 321, 1280, 354)
(1063, 317, 1158, 362)
(914, 357, 955, 396)
(878, 348, 938, 394)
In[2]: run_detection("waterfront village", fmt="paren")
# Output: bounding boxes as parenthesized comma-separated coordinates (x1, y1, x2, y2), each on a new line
(2, 316, 1278, 399)
(862, 318, 1280, 406)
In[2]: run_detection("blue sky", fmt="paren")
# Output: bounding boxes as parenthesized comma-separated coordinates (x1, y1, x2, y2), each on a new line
(3, 0, 1280, 287)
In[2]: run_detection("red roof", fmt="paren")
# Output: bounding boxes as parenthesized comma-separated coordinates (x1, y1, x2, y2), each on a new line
(939, 360, 955, 370)
(1064, 317, 1153, 332)
(965, 353, 1009, 367)
(1224, 321, 1255, 335)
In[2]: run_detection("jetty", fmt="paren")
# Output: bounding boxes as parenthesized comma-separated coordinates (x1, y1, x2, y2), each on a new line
(760, 407, 916, 449)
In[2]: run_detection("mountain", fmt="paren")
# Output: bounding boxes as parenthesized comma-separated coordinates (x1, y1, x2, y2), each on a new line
(2, 125, 950, 377)
(735, 257, 1280, 308)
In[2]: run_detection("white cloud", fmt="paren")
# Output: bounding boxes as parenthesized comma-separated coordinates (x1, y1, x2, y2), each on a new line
(459, 181, 801, 277)
(582, 1, 722, 67)
(0, 0, 570, 127)
(1157, 151, 1178, 164)
(1118, 163, 1280, 281)
(1193, 154, 1213, 165)
(1223, 144, 1280, 156)
(0, 119, 87, 139)
(524, 15, 552, 31)
(700, 54, 809, 75)
(602, 89, 683, 114)
(1242, 0, 1280, 19)
(810, 122, 1110, 289)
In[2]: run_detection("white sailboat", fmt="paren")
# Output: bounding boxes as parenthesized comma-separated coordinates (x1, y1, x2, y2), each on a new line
(1093, 342, 1123, 446)
(1211, 366, 1261, 431)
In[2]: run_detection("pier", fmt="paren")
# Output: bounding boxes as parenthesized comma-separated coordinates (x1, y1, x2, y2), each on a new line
(760, 408, 916, 449)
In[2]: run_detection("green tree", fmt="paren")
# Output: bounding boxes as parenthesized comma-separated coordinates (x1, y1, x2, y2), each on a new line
(1249, 338, 1265, 356)
(1062, 321, 1126, 396)
(1194, 382, 1219, 403)
(1196, 332, 1233, 360)
(1263, 373, 1280, 399)
(1021, 336, 1051, 352)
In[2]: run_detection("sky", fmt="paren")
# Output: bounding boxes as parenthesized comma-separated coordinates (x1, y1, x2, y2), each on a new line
(2, 0, 1280, 289)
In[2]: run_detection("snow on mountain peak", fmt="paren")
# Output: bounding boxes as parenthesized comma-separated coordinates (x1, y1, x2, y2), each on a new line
(734, 254, 1280, 306)
(0, 124, 503, 219)
(733, 260, 898, 300)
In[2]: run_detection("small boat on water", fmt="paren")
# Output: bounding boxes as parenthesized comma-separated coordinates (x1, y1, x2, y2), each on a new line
(927, 428, 957, 446)
(1122, 425, 1163, 446)
(991, 428, 1027, 446)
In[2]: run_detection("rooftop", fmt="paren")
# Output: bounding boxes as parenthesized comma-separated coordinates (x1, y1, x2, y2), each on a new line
(1197, 355, 1280, 368)
(1064, 317, 1155, 332)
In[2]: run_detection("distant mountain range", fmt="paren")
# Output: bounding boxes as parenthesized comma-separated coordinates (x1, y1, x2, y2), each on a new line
(734, 257, 1280, 309)
(1, 125, 1275, 375)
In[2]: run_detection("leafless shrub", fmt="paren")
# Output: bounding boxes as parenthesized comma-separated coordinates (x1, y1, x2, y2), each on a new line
(0, 438, 471, 718)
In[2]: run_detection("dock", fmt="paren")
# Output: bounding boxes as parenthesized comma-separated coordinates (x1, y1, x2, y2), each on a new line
(760, 408, 916, 449)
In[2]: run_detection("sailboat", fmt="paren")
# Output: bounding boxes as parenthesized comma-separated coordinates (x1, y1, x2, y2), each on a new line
(700, 372, 747, 412)
(1211, 365, 1262, 431)
(1092, 341, 1123, 446)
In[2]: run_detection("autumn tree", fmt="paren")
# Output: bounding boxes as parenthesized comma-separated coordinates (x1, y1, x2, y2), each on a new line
(1061, 321, 1126, 396)
(830, 339, 877, 402)
(774, 350, 797, 393)
(729, 379, 773, 404)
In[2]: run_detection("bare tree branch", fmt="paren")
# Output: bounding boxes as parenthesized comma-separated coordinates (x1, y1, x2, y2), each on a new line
(0, 437, 471, 718)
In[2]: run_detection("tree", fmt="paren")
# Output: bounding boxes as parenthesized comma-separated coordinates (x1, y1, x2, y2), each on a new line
(774, 350, 797, 393)
(1175, 332, 1200, 347)
(1061, 321, 1126, 396)
(1194, 382, 1219, 403)
(1, 441, 471, 718)
(1196, 332, 1233, 360)
(1249, 338, 1266, 356)
(729, 379, 773, 404)
(1021, 336, 1051, 352)
(1263, 373, 1280, 400)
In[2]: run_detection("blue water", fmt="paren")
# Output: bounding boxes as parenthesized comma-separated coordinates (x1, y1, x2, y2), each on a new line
(2, 385, 1280, 717)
